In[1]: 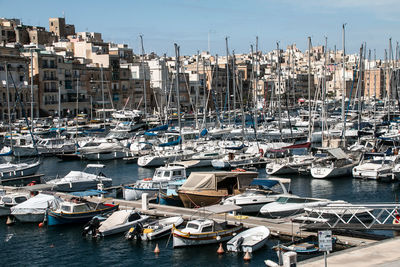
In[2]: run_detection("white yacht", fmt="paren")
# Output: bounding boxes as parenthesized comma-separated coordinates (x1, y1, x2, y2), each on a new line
(260, 196, 332, 218)
(0, 159, 41, 180)
(0, 192, 30, 216)
(266, 154, 314, 175)
(221, 178, 292, 213)
(227, 226, 270, 253)
(46, 164, 112, 192)
(123, 165, 186, 201)
(211, 152, 260, 170)
(311, 148, 359, 179)
(353, 153, 398, 181)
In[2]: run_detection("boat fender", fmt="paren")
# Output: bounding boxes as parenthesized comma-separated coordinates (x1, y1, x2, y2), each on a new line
(143, 178, 152, 181)
(259, 148, 264, 156)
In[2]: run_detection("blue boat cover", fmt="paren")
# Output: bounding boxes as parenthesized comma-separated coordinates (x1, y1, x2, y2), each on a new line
(159, 136, 181, 147)
(250, 179, 279, 188)
(200, 128, 208, 137)
(144, 132, 158, 136)
(147, 124, 168, 132)
(70, 189, 108, 197)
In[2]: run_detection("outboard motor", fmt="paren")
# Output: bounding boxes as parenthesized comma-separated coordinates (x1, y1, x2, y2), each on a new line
(125, 222, 143, 241)
(235, 237, 244, 252)
(82, 217, 101, 237)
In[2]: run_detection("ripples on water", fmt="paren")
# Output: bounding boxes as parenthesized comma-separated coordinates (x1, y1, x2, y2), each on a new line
(0, 157, 399, 266)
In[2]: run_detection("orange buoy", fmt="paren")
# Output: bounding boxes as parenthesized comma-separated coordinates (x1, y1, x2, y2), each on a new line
(217, 243, 225, 254)
(38, 222, 44, 228)
(154, 243, 160, 254)
(6, 216, 15, 225)
(243, 251, 251, 261)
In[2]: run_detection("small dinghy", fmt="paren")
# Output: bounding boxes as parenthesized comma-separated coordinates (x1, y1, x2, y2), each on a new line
(227, 226, 270, 253)
(94, 210, 149, 237)
(137, 216, 184, 241)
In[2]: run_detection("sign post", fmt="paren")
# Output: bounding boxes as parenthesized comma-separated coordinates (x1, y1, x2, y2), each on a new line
(318, 230, 333, 267)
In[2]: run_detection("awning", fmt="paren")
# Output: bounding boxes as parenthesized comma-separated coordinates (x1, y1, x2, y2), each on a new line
(202, 204, 242, 214)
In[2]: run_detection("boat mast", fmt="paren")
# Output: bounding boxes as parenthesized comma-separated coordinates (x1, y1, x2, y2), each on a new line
(174, 44, 182, 150)
(373, 49, 377, 134)
(357, 44, 364, 142)
(76, 75, 79, 141)
(232, 51, 237, 123)
(5, 62, 12, 150)
(225, 37, 230, 126)
(388, 38, 393, 123)
(307, 37, 312, 142)
(140, 35, 148, 127)
(322, 37, 327, 145)
(195, 51, 200, 130)
(101, 65, 106, 129)
(342, 24, 346, 146)
(276, 42, 283, 142)
(30, 49, 34, 131)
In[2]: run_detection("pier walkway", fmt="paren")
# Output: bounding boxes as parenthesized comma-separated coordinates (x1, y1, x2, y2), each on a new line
(299, 237, 400, 267)
(106, 198, 379, 248)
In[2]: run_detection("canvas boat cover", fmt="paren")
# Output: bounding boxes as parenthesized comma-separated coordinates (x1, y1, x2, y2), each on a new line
(327, 148, 349, 160)
(99, 210, 132, 231)
(179, 171, 258, 191)
(11, 193, 63, 215)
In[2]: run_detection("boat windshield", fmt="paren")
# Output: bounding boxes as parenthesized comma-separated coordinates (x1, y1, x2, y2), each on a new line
(186, 223, 199, 230)
(163, 171, 171, 178)
(15, 196, 28, 203)
(276, 197, 289, 203)
(61, 205, 72, 212)
(1, 197, 12, 204)
(72, 204, 91, 213)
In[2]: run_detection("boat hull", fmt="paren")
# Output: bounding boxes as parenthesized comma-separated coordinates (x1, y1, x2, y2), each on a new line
(47, 204, 118, 226)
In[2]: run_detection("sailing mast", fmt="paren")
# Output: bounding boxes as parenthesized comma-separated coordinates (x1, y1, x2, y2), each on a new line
(342, 24, 346, 146)
(100, 65, 106, 129)
(174, 44, 182, 151)
(276, 42, 283, 142)
(195, 51, 200, 130)
(140, 35, 148, 127)
(307, 37, 312, 142)
(225, 37, 230, 126)
(30, 49, 34, 131)
(5, 62, 12, 151)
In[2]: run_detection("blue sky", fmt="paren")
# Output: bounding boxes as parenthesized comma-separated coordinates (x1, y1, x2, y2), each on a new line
(1, 0, 398, 58)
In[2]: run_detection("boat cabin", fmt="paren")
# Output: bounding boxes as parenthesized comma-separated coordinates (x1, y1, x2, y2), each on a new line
(60, 202, 91, 214)
(0, 193, 29, 206)
(152, 165, 186, 182)
(183, 219, 217, 234)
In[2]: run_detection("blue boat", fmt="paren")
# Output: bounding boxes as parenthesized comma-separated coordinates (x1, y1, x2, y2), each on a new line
(47, 200, 119, 226)
(159, 179, 186, 207)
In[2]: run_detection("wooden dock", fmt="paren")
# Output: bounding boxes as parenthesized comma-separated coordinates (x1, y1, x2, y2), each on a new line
(105, 197, 381, 248)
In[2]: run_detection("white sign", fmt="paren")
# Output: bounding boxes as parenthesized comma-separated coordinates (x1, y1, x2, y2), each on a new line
(318, 230, 333, 252)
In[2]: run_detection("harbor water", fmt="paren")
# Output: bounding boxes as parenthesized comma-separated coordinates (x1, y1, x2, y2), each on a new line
(1, 157, 399, 266)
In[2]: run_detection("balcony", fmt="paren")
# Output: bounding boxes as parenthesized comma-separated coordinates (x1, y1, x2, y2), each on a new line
(44, 89, 58, 93)
(43, 76, 57, 81)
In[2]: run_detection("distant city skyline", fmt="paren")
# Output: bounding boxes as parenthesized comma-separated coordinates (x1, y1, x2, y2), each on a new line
(1, 0, 399, 58)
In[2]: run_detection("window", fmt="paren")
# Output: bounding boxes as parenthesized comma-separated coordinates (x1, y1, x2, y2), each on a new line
(163, 171, 170, 178)
(202, 226, 213, 233)
(61, 205, 72, 212)
(173, 171, 181, 176)
(187, 223, 199, 230)
(15, 196, 27, 203)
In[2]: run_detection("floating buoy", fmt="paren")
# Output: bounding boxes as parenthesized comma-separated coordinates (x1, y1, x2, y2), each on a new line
(217, 243, 225, 254)
(154, 243, 160, 254)
(38, 222, 44, 228)
(50, 244, 54, 248)
(6, 216, 15, 226)
(244, 251, 251, 261)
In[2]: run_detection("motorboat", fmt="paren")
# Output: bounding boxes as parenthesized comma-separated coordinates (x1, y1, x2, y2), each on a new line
(172, 204, 243, 247)
(259, 196, 332, 218)
(266, 154, 314, 175)
(227, 226, 270, 253)
(79, 139, 129, 161)
(46, 164, 112, 192)
(93, 210, 149, 237)
(47, 199, 119, 225)
(137, 149, 195, 168)
(177, 171, 258, 208)
(123, 165, 186, 201)
(353, 153, 397, 181)
(311, 148, 360, 179)
(0, 192, 30, 216)
(159, 179, 186, 207)
(11, 193, 63, 222)
(220, 177, 292, 214)
(211, 152, 260, 170)
(172, 218, 243, 247)
(125, 216, 184, 241)
(0, 159, 41, 180)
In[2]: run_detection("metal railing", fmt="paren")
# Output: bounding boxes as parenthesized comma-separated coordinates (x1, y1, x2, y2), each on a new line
(297, 203, 400, 230)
